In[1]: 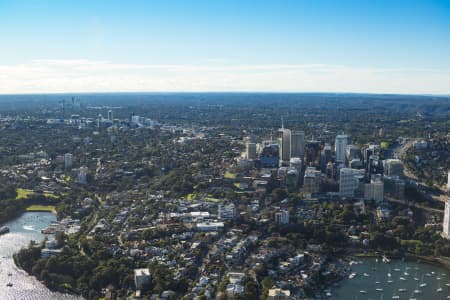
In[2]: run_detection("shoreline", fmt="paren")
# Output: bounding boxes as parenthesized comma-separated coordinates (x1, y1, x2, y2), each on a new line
(352, 252, 450, 271)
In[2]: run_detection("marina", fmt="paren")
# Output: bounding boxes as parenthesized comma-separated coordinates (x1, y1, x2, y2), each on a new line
(0, 212, 83, 300)
(331, 257, 450, 299)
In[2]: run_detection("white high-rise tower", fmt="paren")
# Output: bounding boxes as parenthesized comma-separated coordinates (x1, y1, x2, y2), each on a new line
(335, 133, 348, 163)
(278, 118, 291, 164)
(443, 198, 450, 239)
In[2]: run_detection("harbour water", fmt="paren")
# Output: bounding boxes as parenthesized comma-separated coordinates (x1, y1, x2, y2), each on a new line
(0, 212, 83, 300)
(332, 257, 450, 299)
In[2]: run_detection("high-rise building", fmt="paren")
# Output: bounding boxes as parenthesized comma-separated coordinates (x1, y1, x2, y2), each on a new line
(218, 203, 236, 220)
(78, 166, 88, 184)
(134, 268, 151, 290)
(346, 145, 359, 161)
(303, 167, 321, 195)
(108, 110, 113, 121)
(274, 209, 289, 224)
(64, 153, 73, 169)
(278, 128, 291, 164)
(320, 144, 332, 171)
(339, 168, 365, 197)
(290, 130, 305, 159)
(260, 144, 279, 168)
(335, 133, 349, 163)
(305, 140, 321, 166)
(364, 177, 384, 203)
(246, 142, 257, 160)
(383, 159, 404, 177)
(443, 198, 450, 239)
(447, 170, 450, 193)
(384, 176, 405, 200)
(289, 157, 303, 173)
(286, 168, 299, 190)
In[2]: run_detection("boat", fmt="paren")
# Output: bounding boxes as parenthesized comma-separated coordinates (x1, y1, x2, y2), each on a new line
(419, 274, 427, 287)
(436, 276, 441, 280)
(376, 281, 381, 284)
(437, 281, 443, 292)
(400, 277, 406, 280)
(363, 273, 370, 277)
(326, 291, 332, 297)
(382, 255, 390, 263)
(413, 283, 422, 294)
(349, 272, 357, 279)
(394, 268, 401, 272)
(6, 283, 12, 287)
(360, 290, 368, 294)
(0, 226, 10, 235)
(387, 280, 393, 283)
(376, 288, 384, 292)
(445, 282, 450, 287)
(425, 273, 431, 277)
(392, 296, 399, 299)
(7, 273, 12, 276)
(398, 288, 407, 292)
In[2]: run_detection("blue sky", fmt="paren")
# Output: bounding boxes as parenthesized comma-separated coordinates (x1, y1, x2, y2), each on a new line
(0, 0, 449, 94)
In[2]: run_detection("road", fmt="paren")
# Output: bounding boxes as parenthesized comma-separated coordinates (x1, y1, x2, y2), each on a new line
(385, 196, 443, 214)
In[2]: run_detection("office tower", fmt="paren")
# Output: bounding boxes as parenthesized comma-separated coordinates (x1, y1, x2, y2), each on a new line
(383, 159, 404, 177)
(78, 166, 88, 184)
(289, 157, 303, 173)
(447, 170, 450, 192)
(260, 144, 279, 168)
(274, 209, 289, 224)
(64, 153, 73, 169)
(305, 140, 321, 166)
(320, 144, 332, 171)
(335, 133, 349, 163)
(108, 110, 113, 121)
(339, 168, 365, 197)
(443, 198, 450, 239)
(384, 176, 405, 200)
(286, 168, 299, 190)
(278, 128, 291, 164)
(303, 167, 321, 195)
(290, 130, 305, 158)
(218, 203, 236, 220)
(346, 145, 359, 161)
(364, 177, 384, 203)
(246, 142, 257, 160)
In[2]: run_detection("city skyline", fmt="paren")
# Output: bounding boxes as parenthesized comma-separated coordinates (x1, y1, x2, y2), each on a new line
(1, 0, 450, 94)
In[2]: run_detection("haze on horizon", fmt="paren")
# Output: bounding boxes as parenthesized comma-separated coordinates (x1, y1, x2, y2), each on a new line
(0, 0, 450, 95)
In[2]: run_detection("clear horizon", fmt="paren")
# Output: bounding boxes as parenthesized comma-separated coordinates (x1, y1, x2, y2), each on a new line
(1, 0, 450, 94)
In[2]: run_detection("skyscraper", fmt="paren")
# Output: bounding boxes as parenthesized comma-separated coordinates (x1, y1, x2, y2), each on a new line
(246, 142, 257, 160)
(443, 198, 450, 239)
(64, 153, 73, 169)
(290, 130, 305, 159)
(339, 168, 365, 197)
(447, 170, 450, 193)
(78, 166, 88, 184)
(335, 133, 348, 164)
(278, 128, 291, 164)
(108, 110, 113, 121)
